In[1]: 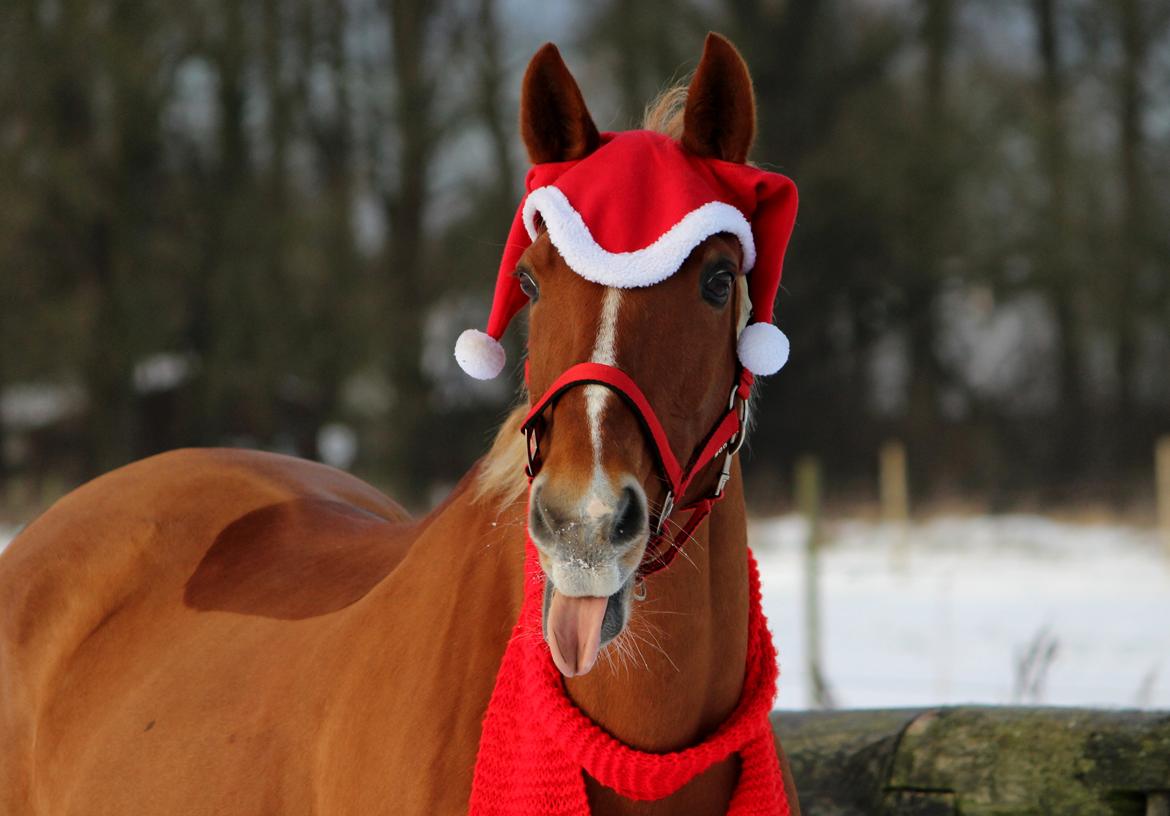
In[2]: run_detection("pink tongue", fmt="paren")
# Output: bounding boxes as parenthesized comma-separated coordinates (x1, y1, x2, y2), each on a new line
(546, 591, 608, 677)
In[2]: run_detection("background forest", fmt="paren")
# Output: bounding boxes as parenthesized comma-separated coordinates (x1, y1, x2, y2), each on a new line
(2, 0, 1168, 518)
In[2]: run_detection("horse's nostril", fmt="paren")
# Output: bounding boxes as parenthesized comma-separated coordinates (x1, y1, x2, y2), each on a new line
(529, 485, 555, 540)
(611, 486, 647, 544)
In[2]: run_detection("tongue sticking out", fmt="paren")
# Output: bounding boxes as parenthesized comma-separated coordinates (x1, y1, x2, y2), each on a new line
(546, 590, 608, 677)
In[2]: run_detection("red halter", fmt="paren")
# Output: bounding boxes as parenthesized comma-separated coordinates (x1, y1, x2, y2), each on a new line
(521, 362, 753, 579)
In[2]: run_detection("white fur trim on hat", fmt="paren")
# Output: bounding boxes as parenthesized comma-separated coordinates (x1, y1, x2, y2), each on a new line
(522, 186, 757, 288)
(737, 322, 789, 376)
(455, 329, 506, 380)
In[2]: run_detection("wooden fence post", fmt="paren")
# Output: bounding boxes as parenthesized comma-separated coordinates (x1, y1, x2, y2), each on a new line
(880, 440, 910, 567)
(880, 440, 909, 524)
(796, 455, 832, 709)
(1157, 436, 1170, 558)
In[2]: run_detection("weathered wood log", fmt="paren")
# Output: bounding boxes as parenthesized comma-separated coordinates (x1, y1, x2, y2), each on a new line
(772, 707, 1170, 815)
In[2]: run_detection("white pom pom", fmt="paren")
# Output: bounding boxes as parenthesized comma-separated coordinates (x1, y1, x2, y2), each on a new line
(455, 329, 506, 380)
(737, 322, 790, 376)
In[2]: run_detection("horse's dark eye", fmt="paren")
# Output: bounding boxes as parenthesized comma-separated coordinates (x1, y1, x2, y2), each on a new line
(701, 264, 734, 307)
(517, 269, 540, 302)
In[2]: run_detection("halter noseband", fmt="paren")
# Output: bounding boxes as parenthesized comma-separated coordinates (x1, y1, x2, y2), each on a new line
(521, 362, 753, 580)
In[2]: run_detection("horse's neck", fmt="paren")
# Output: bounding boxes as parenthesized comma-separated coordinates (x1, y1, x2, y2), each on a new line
(564, 462, 750, 752)
(381, 462, 750, 811)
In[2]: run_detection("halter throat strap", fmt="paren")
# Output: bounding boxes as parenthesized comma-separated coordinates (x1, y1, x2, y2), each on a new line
(520, 362, 753, 578)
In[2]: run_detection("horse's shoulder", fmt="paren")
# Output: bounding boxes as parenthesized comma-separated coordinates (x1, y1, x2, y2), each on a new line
(182, 490, 417, 620)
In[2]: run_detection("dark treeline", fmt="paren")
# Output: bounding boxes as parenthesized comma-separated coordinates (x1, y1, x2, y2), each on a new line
(1, 0, 1168, 515)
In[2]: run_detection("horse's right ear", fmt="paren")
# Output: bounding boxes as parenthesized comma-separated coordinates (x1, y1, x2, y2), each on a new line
(520, 44, 600, 164)
(682, 33, 756, 163)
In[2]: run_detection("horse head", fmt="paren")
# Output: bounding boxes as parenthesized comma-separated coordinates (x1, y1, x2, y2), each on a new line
(458, 34, 796, 678)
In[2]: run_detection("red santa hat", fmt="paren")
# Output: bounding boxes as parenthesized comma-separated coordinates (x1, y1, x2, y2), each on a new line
(454, 130, 798, 380)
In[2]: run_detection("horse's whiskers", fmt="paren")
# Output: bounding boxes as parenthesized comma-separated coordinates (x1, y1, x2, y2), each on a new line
(626, 624, 678, 674)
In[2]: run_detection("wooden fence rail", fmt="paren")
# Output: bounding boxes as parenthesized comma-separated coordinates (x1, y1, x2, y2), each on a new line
(771, 706, 1170, 815)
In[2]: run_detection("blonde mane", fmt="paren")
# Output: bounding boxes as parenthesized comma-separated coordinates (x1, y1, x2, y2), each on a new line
(641, 84, 689, 140)
(471, 84, 693, 509)
(471, 404, 531, 508)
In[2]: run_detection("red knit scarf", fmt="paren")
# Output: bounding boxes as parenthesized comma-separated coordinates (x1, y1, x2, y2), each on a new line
(468, 539, 790, 815)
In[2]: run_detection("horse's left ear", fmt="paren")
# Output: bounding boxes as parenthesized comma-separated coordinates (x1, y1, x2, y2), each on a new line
(682, 33, 756, 163)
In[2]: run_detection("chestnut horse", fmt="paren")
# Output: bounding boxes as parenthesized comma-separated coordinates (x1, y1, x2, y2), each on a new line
(0, 37, 800, 815)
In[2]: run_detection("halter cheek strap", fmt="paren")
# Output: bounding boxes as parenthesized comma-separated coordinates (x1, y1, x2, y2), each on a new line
(521, 362, 753, 579)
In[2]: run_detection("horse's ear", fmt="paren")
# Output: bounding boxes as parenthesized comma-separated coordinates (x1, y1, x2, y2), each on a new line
(520, 43, 600, 164)
(682, 33, 756, 163)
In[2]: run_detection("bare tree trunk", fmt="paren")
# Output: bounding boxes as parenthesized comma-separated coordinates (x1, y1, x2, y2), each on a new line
(264, 0, 291, 212)
(477, 0, 516, 214)
(904, 0, 956, 456)
(1113, 0, 1147, 471)
(309, 0, 359, 460)
(80, 1, 169, 475)
(186, 0, 254, 448)
(1031, 0, 1085, 487)
(722, 0, 828, 168)
(380, 0, 442, 501)
(1102, 0, 1170, 497)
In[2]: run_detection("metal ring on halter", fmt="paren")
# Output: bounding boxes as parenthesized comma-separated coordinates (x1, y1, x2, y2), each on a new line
(653, 490, 675, 536)
(524, 422, 543, 479)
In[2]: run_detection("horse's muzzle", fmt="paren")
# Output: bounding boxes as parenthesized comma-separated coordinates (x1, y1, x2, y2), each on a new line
(528, 475, 648, 676)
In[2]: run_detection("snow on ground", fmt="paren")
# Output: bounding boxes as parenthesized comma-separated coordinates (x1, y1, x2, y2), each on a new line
(752, 515, 1170, 710)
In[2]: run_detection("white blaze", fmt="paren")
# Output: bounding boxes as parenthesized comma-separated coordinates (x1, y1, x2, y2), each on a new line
(585, 288, 621, 494)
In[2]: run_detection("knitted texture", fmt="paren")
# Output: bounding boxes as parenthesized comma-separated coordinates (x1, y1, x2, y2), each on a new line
(469, 539, 790, 815)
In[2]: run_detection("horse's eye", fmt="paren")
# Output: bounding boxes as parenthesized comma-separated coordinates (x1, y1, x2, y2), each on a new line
(701, 264, 735, 307)
(517, 269, 540, 302)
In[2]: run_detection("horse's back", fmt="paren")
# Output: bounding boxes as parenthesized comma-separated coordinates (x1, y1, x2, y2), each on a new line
(0, 448, 412, 814)
(0, 447, 410, 667)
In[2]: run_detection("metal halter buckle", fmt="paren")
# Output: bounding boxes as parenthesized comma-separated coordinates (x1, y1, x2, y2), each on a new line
(714, 385, 750, 498)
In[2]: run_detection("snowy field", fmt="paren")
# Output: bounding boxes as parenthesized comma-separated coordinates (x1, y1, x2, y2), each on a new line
(2, 517, 1167, 711)
(753, 515, 1170, 710)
